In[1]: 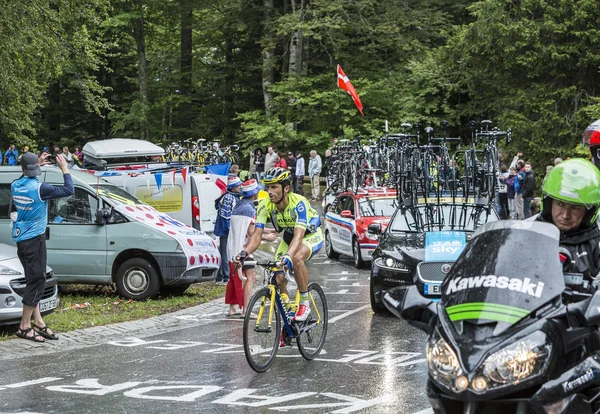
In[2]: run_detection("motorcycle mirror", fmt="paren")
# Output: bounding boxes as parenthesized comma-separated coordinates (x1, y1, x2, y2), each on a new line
(383, 285, 437, 333)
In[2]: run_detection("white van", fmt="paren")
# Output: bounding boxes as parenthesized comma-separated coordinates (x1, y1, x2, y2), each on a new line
(0, 167, 221, 300)
(82, 139, 223, 234)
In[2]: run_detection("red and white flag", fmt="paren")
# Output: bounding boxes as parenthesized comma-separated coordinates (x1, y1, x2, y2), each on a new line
(337, 64, 364, 116)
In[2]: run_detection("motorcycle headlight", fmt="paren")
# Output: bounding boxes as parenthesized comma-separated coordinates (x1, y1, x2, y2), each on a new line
(427, 332, 466, 392)
(482, 331, 551, 387)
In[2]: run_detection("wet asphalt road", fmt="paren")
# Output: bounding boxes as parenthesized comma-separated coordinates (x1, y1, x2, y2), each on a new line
(0, 251, 430, 414)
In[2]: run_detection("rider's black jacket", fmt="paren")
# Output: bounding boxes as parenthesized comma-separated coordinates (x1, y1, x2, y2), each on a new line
(536, 214, 600, 280)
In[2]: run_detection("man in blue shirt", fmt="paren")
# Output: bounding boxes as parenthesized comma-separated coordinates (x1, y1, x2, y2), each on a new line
(4, 144, 18, 166)
(12, 152, 74, 342)
(214, 176, 242, 285)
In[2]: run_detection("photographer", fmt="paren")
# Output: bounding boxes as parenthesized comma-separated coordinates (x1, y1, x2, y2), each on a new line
(12, 153, 74, 342)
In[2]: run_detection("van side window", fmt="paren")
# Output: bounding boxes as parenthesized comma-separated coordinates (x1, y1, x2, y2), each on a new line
(48, 188, 99, 224)
(0, 184, 12, 218)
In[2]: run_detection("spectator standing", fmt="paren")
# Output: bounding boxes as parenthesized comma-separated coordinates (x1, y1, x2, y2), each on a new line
(295, 151, 305, 195)
(214, 177, 242, 285)
(322, 149, 334, 187)
(248, 150, 256, 179)
(73, 146, 83, 162)
(286, 151, 297, 192)
(229, 164, 240, 177)
(4, 144, 18, 166)
(497, 164, 509, 219)
(522, 162, 535, 218)
(13, 153, 74, 342)
(63, 146, 74, 167)
(53, 145, 62, 155)
(254, 148, 265, 181)
(225, 179, 277, 317)
(264, 146, 279, 171)
(275, 151, 287, 169)
(308, 150, 322, 201)
(502, 167, 518, 219)
(18, 145, 30, 163)
(514, 160, 526, 219)
(554, 157, 563, 166)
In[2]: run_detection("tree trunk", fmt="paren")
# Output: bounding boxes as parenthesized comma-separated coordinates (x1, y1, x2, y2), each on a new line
(179, 0, 193, 136)
(287, 0, 306, 77)
(262, 0, 275, 116)
(131, 0, 148, 140)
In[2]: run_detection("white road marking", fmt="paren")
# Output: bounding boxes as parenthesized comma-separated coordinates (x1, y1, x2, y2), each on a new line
(412, 408, 433, 414)
(314, 260, 333, 265)
(340, 283, 362, 287)
(336, 301, 364, 304)
(326, 289, 359, 295)
(326, 277, 359, 281)
(327, 272, 359, 276)
(329, 305, 370, 323)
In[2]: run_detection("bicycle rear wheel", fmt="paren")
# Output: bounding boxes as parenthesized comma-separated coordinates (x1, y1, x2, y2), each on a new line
(243, 287, 281, 373)
(296, 283, 328, 360)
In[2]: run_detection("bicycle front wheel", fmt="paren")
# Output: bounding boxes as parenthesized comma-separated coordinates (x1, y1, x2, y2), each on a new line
(243, 287, 281, 373)
(296, 283, 328, 360)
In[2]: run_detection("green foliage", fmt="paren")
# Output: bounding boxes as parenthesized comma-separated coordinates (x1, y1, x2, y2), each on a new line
(1, 0, 599, 181)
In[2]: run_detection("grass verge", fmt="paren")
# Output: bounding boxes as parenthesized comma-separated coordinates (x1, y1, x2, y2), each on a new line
(0, 283, 225, 341)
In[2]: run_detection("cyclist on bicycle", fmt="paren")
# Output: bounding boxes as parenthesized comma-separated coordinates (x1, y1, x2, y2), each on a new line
(236, 167, 323, 322)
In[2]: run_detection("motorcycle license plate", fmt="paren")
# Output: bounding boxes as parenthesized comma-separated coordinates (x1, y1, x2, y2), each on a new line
(424, 283, 441, 295)
(39, 297, 58, 312)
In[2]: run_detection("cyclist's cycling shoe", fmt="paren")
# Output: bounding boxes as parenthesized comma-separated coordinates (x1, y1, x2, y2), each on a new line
(293, 303, 311, 322)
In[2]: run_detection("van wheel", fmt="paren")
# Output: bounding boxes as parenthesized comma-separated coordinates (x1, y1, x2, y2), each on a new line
(161, 284, 191, 296)
(116, 258, 160, 301)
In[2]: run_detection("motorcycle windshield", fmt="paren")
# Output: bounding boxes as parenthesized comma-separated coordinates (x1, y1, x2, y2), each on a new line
(441, 221, 564, 334)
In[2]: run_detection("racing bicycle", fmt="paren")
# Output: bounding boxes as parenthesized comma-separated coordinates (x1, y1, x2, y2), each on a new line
(242, 261, 328, 373)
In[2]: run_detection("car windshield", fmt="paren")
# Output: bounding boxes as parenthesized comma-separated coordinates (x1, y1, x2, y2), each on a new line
(390, 204, 498, 232)
(91, 184, 145, 206)
(358, 197, 398, 217)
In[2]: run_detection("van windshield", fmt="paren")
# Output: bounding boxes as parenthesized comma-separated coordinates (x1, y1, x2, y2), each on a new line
(92, 184, 145, 206)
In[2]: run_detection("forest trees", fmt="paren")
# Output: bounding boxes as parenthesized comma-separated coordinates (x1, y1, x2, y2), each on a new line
(1, 0, 599, 169)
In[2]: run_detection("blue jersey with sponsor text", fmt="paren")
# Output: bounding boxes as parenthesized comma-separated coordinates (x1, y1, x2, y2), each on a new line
(11, 174, 74, 242)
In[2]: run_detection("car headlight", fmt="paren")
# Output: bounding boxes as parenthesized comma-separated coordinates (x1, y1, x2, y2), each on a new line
(0, 265, 21, 275)
(376, 256, 407, 270)
(427, 332, 465, 392)
(482, 331, 551, 387)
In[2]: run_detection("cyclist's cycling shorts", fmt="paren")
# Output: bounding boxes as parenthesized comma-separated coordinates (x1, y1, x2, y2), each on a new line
(275, 227, 323, 260)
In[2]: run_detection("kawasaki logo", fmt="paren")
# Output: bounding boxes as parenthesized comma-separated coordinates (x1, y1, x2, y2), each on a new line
(446, 276, 544, 298)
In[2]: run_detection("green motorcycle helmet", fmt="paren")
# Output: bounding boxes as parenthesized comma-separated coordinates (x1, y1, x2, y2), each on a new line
(541, 158, 600, 227)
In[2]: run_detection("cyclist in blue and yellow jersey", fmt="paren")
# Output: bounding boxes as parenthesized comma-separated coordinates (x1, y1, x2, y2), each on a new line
(236, 167, 323, 322)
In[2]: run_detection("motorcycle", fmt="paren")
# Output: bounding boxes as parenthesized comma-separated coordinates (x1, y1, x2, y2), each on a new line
(383, 220, 600, 414)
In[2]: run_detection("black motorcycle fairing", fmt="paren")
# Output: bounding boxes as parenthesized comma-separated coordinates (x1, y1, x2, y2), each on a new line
(441, 221, 565, 336)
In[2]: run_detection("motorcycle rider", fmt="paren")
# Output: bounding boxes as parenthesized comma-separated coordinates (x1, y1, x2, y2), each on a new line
(535, 158, 600, 280)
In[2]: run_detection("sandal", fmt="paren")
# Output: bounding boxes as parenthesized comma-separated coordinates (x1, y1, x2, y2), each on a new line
(16, 327, 45, 343)
(33, 324, 59, 340)
(225, 310, 242, 317)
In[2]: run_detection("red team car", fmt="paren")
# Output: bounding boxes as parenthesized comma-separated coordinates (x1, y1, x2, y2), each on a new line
(324, 189, 398, 268)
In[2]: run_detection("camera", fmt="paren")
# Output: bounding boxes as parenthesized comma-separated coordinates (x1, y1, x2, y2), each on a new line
(46, 154, 56, 163)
